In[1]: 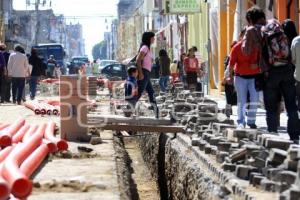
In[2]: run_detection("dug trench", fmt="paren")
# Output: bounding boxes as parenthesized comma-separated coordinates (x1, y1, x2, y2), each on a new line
(113, 132, 235, 200)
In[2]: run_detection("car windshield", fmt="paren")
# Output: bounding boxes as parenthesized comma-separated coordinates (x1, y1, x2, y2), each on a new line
(47, 46, 64, 60)
(73, 58, 89, 64)
(100, 61, 117, 66)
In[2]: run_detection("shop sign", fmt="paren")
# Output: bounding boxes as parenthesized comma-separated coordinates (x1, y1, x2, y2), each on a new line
(169, 0, 201, 13)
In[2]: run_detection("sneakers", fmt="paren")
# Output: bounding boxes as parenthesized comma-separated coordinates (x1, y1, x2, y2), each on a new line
(247, 124, 257, 129)
(237, 124, 244, 130)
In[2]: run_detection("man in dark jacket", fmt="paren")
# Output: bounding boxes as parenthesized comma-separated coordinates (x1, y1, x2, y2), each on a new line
(29, 48, 44, 100)
(0, 44, 6, 103)
(1, 45, 11, 103)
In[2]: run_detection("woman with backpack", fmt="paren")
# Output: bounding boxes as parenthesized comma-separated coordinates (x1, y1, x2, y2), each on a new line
(136, 32, 159, 118)
(243, 6, 300, 142)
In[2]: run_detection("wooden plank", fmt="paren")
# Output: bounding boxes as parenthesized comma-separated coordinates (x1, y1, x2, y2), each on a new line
(96, 124, 185, 133)
(87, 114, 173, 126)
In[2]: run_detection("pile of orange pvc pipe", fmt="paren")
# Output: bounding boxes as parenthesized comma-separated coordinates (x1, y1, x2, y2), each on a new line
(0, 119, 68, 199)
(39, 78, 59, 84)
(24, 100, 60, 116)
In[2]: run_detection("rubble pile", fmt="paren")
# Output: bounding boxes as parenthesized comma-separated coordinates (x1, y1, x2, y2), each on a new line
(155, 83, 300, 199)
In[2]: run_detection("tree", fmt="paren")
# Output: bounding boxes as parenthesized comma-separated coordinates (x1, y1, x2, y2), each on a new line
(92, 41, 107, 60)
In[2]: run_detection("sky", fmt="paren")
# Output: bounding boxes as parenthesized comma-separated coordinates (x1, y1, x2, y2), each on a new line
(13, 0, 118, 59)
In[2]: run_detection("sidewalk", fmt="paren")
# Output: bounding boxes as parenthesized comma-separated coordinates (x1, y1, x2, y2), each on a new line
(207, 95, 291, 140)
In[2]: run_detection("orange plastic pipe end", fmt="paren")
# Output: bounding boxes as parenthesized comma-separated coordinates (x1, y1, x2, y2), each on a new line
(0, 119, 25, 146)
(45, 122, 68, 151)
(2, 124, 46, 198)
(0, 136, 11, 147)
(11, 178, 32, 199)
(0, 177, 10, 200)
(42, 139, 56, 153)
(57, 140, 68, 151)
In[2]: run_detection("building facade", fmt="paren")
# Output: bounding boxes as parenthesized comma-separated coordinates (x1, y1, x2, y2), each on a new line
(65, 23, 85, 59)
(115, 0, 300, 94)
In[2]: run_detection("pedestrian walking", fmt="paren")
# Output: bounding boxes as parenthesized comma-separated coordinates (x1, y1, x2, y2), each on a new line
(178, 53, 187, 87)
(0, 45, 11, 103)
(53, 64, 62, 78)
(158, 49, 171, 93)
(282, 19, 298, 48)
(151, 57, 160, 79)
(229, 27, 260, 129)
(92, 60, 99, 75)
(136, 31, 159, 118)
(170, 60, 178, 85)
(291, 33, 300, 111)
(124, 66, 139, 117)
(243, 6, 300, 142)
(47, 55, 57, 78)
(0, 44, 6, 103)
(29, 48, 44, 100)
(222, 41, 238, 118)
(78, 63, 86, 75)
(7, 45, 30, 105)
(184, 48, 200, 91)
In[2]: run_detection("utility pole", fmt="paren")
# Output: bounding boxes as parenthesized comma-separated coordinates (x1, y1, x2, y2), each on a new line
(35, 0, 40, 45)
(0, 0, 4, 42)
(27, 0, 47, 45)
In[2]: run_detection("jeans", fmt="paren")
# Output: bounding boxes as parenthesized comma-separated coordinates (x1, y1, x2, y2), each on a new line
(159, 76, 169, 92)
(12, 77, 25, 103)
(137, 68, 158, 117)
(234, 76, 259, 126)
(263, 65, 300, 140)
(30, 76, 39, 99)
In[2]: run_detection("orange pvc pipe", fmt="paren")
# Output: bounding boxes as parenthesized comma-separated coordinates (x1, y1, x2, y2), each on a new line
(0, 124, 9, 131)
(2, 124, 46, 198)
(0, 146, 15, 200)
(20, 144, 50, 177)
(53, 106, 60, 116)
(40, 103, 52, 115)
(22, 125, 38, 143)
(0, 146, 15, 162)
(24, 102, 41, 115)
(45, 99, 60, 106)
(45, 122, 68, 151)
(37, 103, 46, 116)
(0, 119, 25, 147)
(12, 125, 30, 144)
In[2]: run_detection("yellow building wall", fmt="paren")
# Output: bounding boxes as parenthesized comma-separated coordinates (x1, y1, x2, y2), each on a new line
(187, 2, 209, 61)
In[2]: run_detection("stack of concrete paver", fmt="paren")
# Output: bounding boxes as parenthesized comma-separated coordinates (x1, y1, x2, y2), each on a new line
(154, 83, 300, 200)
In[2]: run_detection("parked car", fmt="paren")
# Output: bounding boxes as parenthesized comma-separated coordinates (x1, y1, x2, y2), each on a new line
(101, 63, 127, 80)
(68, 56, 89, 74)
(98, 60, 119, 73)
